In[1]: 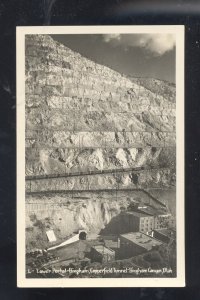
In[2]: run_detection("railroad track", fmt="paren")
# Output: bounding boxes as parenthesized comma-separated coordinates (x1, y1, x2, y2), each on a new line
(26, 188, 170, 208)
(26, 166, 171, 181)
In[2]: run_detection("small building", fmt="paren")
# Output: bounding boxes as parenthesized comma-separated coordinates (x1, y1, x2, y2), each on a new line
(100, 235, 120, 250)
(50, 240, 90, 261)
(121, 211, 155, 234)
(168, 216, 176, 229)
(90, 245, 115, 264)
(137, 206, 173, 230)
(151, 228, 176, 244)
(120, 232, 163, 259)
(154, 213, 172, 229)
(46, 229, 57, 243)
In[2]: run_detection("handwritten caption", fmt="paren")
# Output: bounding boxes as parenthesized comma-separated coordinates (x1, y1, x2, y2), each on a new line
(28, 267, 172, 276)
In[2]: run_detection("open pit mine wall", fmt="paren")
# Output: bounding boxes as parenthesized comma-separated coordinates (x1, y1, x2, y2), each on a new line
(25, 34, 176, 191)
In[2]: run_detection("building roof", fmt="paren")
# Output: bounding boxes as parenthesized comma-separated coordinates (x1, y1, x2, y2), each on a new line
(124, 211, 153, 218)
(138, 206, 170, 216)
(100, 235, 118, 241)
(93, 245, 115, 255)
(104, 240, 119, 249)
(51, 240, 90, 259)
(120, 232, 163, 251)
(99, 235, 119, 249)
(154, 228, 176, 238)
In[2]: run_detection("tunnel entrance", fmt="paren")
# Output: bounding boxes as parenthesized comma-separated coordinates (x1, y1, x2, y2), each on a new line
(131, 173, 139, 184)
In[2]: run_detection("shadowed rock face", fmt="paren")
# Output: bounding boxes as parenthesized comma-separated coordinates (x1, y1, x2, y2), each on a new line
(25, 34, 176, 190)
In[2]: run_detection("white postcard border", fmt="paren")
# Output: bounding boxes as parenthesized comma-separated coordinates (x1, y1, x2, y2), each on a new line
(17, 25, 185, 288)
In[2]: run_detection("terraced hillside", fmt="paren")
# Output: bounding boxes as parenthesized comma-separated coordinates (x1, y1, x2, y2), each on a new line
(25, 34, 176, 192)
(25, 35, 176, 249)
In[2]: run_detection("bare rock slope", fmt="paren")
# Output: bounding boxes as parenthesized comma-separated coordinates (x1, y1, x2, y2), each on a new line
(25, 35, 176, 191)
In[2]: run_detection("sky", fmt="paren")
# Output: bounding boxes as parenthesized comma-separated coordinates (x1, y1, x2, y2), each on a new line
(51, 34, 175, 83)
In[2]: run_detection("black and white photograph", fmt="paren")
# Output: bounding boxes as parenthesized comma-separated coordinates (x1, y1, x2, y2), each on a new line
(17, 26, 184, 287)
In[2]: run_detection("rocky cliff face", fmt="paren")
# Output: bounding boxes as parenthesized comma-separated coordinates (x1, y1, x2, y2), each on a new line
(26, 192, 128, 250)
(25, 34, 176, 191)
(25, 35, 176, 248)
